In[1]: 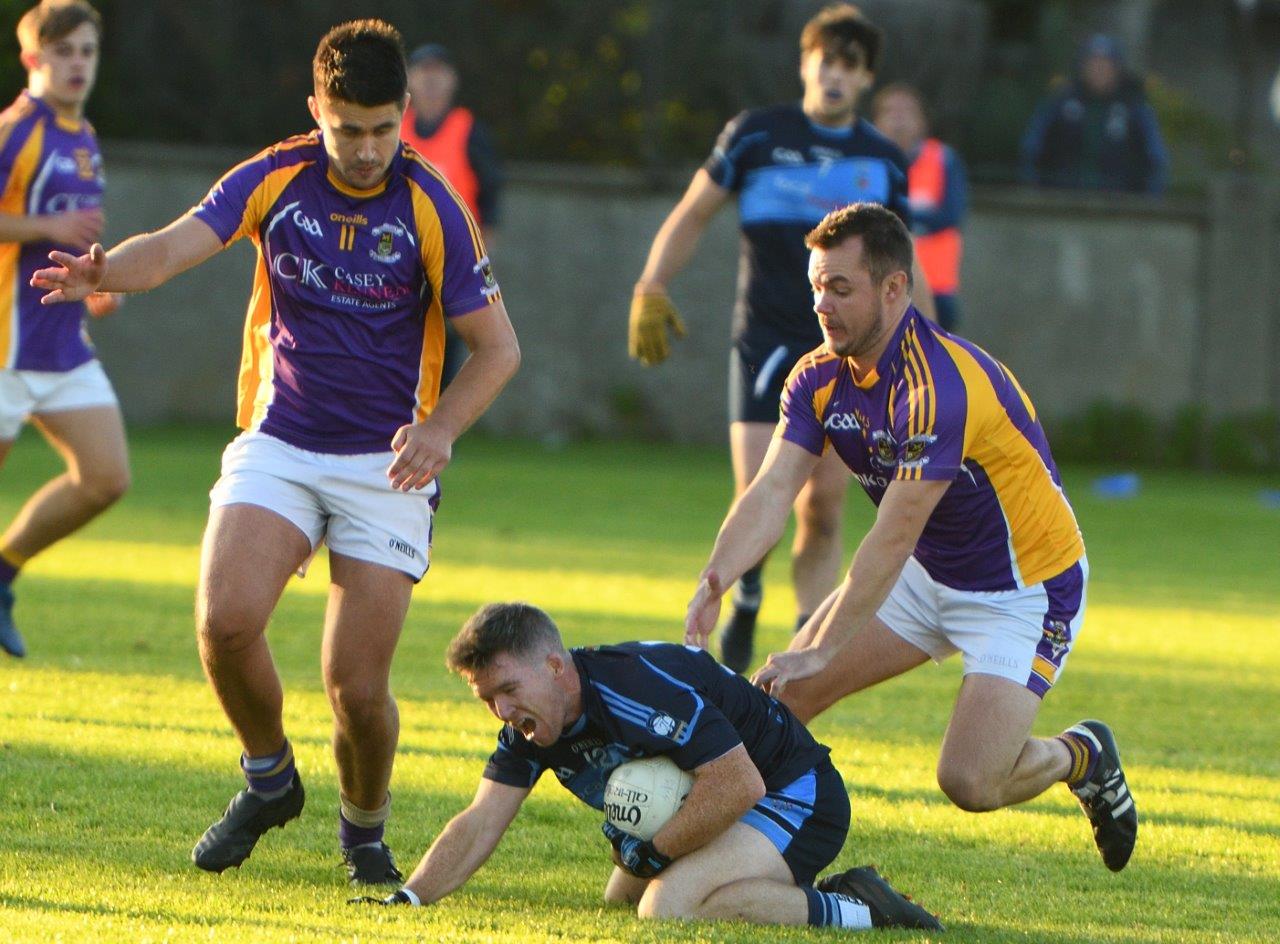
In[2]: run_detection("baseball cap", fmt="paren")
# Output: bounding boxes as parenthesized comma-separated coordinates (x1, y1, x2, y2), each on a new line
(408, 43, 453, 68)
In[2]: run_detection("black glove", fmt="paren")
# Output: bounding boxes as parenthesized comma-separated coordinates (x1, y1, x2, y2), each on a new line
(348, 888, 417, 905)
(601, 821, 672, 878)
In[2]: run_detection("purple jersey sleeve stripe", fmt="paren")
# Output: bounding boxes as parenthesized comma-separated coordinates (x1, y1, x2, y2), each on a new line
(894, 326, 967, 482)
(407, 175, 498, 318)
(0, 117, 43, 215)
(0, 118, 45, 364)
(903, 327, 936, 438)
(0, 104, 39, 196)
(234, 256, 276, 431)
(403, 151, 486, 260)
(191, 137, 318, 245)
(778, 349, 839, 456)
(413, 297, 447, 423)
(935, 334, 1084, 584)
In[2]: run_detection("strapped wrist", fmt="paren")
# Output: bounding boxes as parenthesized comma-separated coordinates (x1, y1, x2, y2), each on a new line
(395, 887, 422, 906)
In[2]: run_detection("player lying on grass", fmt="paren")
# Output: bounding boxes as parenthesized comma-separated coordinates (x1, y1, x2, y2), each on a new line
(353, 601, 941, 930)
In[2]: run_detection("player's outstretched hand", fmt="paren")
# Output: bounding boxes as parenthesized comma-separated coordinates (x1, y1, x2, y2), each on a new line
(388, 420, 452, 492)
(31, 243, 108, 305)
(684, 571, 725, 649)
(751, 647, 830, 699)
(601, 821, 671, 879)
(628, 290, 686, 366)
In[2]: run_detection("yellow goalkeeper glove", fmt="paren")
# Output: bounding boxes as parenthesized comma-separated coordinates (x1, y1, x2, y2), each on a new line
(628, 291, 687, 366)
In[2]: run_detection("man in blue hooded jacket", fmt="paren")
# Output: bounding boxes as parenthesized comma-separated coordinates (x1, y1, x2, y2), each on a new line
(1020, 34, 1169, 194)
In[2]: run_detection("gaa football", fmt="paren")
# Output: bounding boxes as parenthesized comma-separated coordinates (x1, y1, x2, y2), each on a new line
(603, 756, 694, 841)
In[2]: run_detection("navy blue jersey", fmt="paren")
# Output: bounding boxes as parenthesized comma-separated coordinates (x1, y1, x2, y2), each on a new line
(482, 642, 830, 810)
(704, 103, 911, 344)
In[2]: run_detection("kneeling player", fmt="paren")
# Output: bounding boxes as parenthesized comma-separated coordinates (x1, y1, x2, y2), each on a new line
(353, 602, 941, 931)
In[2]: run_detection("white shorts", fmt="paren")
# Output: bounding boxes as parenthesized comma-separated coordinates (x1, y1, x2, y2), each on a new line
(209, 431, 437, 581)
(877, 555, 1089, 698)
(0, 360, 119, 440)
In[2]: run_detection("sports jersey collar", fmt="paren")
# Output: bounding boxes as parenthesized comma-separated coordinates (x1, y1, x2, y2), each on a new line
(560, 650, 591, 738)
(803, 106, 858, 139)
(850, 304, 921, 389)
(24, 91, 85, 133)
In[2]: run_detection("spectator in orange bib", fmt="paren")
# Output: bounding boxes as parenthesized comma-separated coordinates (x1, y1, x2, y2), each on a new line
(872, 83, 967, 332)
(401, 43, 503, 388)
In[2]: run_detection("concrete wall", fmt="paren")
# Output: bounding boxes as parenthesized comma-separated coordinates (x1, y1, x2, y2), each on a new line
(89, 142, 1270, 446)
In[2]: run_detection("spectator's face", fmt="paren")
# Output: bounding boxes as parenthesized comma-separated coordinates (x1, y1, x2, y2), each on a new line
(800, 47, 873, 125)
(308, 93, 408, 191)
(408, 61, 458, 121)
(873, 90, 927, 153)
(26, 22, 99, 111)
(1081, 53, 1120, 96)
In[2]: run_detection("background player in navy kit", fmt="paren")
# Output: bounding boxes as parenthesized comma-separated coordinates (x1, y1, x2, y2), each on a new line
(33, 20, 520, 886)
(0, 0, 126, 659)
(353, 602, 941, 931)
(628, 4, 933, 674)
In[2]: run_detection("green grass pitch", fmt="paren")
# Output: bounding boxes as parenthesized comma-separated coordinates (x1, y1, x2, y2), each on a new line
(1, 425, 1277, 943)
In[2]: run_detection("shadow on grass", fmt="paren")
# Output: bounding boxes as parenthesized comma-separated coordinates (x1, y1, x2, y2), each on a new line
(2, 744, 1278, 943)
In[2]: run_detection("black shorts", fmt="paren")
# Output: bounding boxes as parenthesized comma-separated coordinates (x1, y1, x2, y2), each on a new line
(741, 757, 850, 887)
(728, 331, 816, 425)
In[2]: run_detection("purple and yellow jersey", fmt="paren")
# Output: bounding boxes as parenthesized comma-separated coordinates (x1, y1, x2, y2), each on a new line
(778, 307, 1084, 591)
(0, 92, 103, 371)
(191, 131, 499, 455)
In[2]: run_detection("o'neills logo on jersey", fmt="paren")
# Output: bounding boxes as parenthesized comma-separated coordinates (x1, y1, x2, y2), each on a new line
(329, 211, 369, 226)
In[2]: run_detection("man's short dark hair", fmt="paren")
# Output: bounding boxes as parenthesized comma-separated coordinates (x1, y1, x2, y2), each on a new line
(17, 0, 101, 56)
(805, 203, 914, 289)
(313, 19, 407, 107)
(800, 3, 883, 72)
(446, 603, 565, 675)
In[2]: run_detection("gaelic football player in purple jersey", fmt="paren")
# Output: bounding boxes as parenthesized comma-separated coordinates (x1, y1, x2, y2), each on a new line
(33, 19, 519, 886)
(0, 0, 126, 660)
(686, 204, 1137, 873)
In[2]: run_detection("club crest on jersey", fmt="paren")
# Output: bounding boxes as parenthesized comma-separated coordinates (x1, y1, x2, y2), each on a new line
(369, 222, 404, 264)
(900, 433, 937, 467)
(474, 255, 500, 299)
(870, 430, 897, 469)
(74, 147, 98, 180)
(647, 711, 685, 741)
(1042, 619, 1071, 658)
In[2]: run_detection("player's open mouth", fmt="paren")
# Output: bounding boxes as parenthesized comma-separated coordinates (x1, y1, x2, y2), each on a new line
(518, 716, 536, 738)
